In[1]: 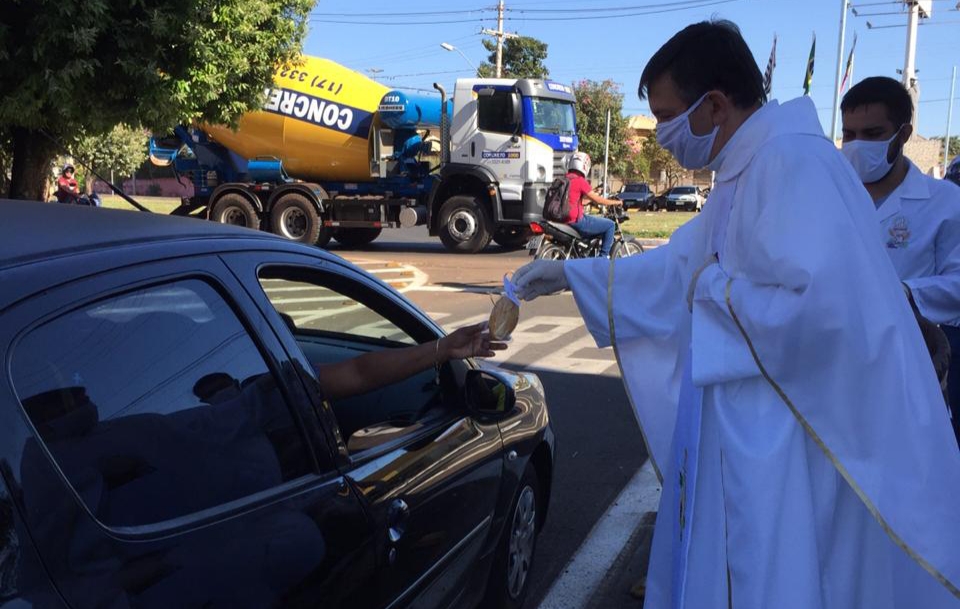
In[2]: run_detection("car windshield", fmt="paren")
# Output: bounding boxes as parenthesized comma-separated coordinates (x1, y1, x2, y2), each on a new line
(623, 184, 647, 192)
(673, 187, 696, 194)
(532, 98, 576, 135)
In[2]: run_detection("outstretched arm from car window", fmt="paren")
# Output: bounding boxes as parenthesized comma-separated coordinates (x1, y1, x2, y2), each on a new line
(315, 323, 506, 400)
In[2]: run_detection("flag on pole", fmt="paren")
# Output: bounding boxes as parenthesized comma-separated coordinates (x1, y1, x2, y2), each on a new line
(803, 33, 816, 96)
(763, 34, 777, 97)
(840, 33, 857, 93)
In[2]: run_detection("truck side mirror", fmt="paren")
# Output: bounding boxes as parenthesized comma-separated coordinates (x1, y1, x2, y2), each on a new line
(509, 92, 522, 130)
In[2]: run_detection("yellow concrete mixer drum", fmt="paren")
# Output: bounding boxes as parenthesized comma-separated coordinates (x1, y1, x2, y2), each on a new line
(201, 56, 388, 183)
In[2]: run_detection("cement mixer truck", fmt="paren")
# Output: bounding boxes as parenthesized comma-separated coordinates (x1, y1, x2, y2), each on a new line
(150, 56, 580, 253)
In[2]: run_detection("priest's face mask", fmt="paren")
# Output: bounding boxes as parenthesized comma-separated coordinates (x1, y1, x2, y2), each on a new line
(841, 103, 913, 184)
(649, 74, 734, 171)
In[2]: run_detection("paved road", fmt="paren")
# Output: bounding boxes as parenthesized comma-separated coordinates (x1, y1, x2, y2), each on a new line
(328, 228, 649, 607)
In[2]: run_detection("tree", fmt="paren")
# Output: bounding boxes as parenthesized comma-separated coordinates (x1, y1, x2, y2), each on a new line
(573, 80, 631, 178)
(640, 136, 684, 187)
(0, 0, 312, 200)
(933, 136, 960, 160)
(72, 124, 149, 191)
(478, 36, 549, 79)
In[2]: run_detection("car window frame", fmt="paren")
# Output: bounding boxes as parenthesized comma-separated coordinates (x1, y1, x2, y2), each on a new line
(218, 251, 477, 470)
(4, 255, 340, 539)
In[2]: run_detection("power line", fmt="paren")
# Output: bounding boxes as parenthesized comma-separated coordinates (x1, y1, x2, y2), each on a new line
(310, 8, 492, 17)
(307, 17, 492, 25)
(505, 0, 740, 21)
(507, 0, 733, 12)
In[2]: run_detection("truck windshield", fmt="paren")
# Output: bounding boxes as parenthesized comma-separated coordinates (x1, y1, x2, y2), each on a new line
(532, 99, 576, 136)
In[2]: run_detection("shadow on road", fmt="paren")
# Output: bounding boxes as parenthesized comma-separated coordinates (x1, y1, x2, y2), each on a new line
(497, 365, 648, 607)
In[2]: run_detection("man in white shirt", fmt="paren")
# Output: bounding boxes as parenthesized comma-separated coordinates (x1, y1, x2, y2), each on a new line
(841, 76, 960, 440)
(513, 20, 960, 608)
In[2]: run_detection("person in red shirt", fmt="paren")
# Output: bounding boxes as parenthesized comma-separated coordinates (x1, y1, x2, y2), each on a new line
(565, 152, 623, 257)
(55, 164, 80, 204)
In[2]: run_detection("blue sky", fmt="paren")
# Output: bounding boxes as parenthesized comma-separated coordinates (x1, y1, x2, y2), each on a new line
(303, 0, 960, 138)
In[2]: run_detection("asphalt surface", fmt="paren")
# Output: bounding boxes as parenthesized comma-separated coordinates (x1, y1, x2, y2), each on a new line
(330, 227, 649, 608)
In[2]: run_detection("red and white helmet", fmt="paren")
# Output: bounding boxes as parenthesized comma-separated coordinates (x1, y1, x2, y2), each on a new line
(567, 152, 591, 177)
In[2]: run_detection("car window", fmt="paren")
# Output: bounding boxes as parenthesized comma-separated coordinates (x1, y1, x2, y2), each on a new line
(477, 90, 518, 134)
(256, 267, 462, 455)
(260, 276, 416, 345)
(11, 278, 316, 528)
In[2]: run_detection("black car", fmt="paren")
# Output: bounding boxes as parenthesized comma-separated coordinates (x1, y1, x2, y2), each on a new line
(613, 182, 655, 210)
(0, 201, 554, 609)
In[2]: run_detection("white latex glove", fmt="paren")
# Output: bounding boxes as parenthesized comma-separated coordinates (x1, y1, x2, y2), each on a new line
(512, 260, 568, 301)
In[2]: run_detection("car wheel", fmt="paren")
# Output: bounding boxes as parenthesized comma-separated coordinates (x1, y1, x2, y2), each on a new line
(211, 193, 260, 230)
(483, 463, 540, 609)
(535, 243, 568, 261)
(333, 227, 382, 248)
(270, 193, 320, 244)
(438, 195, 493, 253)
(650, 201, 659, 212)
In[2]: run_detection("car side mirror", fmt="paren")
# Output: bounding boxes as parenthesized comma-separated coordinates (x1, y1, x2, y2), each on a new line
(464, 369, 516, 416)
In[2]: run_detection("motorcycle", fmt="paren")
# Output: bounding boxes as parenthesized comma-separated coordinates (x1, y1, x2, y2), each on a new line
(527, 205, 644, 260)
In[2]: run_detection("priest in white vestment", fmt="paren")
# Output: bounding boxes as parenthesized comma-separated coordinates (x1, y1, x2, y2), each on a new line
(513, 20, 960, 609)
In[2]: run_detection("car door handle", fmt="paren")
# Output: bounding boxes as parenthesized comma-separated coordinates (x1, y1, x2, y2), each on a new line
(387, 498, 409, 543)
(471, 141, 476, 157)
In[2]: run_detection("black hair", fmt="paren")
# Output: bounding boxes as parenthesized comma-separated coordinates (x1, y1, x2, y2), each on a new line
(638, 20, 766, 109)
(840, 76, 913, 126)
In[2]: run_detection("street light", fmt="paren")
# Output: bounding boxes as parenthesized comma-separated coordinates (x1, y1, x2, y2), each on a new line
(366, 68, 383, 81)
(440, 42, 477, 73)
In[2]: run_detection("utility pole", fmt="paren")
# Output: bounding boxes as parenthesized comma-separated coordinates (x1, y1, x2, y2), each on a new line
(830, 0, 849, 142)
(481, 0, 518, 78)
(603, 109, 611, 197)
(901, 0, 932, 127)
(945, 65, 957, 172)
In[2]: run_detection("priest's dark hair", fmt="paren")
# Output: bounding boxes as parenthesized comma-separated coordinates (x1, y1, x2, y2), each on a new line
(841, 76, 914, 127)
(638, 20, 766, 110)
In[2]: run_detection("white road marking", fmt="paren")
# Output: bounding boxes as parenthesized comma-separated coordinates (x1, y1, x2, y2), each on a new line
(527, 333, 617, 376)
(536, 460, 661, 609)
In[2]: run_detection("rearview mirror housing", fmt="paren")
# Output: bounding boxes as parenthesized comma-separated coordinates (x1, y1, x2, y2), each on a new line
(464, 369, 516, 416)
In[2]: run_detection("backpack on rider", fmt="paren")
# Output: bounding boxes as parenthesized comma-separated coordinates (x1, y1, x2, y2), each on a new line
(542, 176, 571, 222)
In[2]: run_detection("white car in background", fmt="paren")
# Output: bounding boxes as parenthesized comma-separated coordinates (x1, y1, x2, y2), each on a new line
(663, 185, 705, 212)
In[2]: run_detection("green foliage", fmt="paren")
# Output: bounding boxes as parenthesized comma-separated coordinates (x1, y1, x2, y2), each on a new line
(478, 36, 549, 79)
(573, 80, 630, 178)
(933, 135, 960, 160)
(1, 0, 312, 198)
(639, 136, 683, 187)
(0, 0, 312, 134)
(72, 124, 148, 187)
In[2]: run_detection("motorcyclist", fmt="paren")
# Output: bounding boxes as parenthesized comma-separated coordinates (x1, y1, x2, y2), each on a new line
(564, 152, 622, 257)
(55, 163, 80, 204)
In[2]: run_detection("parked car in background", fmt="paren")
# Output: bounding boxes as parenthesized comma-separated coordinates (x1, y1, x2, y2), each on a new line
(663, 185, 705, 212)
(0, 200, 555, 609)
(613, 182, 655, 210)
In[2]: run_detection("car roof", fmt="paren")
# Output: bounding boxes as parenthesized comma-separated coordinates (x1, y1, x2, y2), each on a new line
(0, 199, 282, 269)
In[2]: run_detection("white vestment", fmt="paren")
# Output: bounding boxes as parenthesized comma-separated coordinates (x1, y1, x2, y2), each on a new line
(565, 97, 960, 608)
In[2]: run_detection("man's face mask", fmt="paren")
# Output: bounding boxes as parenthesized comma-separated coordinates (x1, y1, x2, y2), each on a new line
(655, 92, 718, 170)
(841, 126, 904, 184)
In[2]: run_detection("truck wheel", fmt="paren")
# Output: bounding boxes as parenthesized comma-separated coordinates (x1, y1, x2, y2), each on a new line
(270, 194, 321, 244)
(493, 227, 531, 250)
(438, 195, 493, 254)
(211, 194, 260, 230)
(334, 227, 382, 248)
